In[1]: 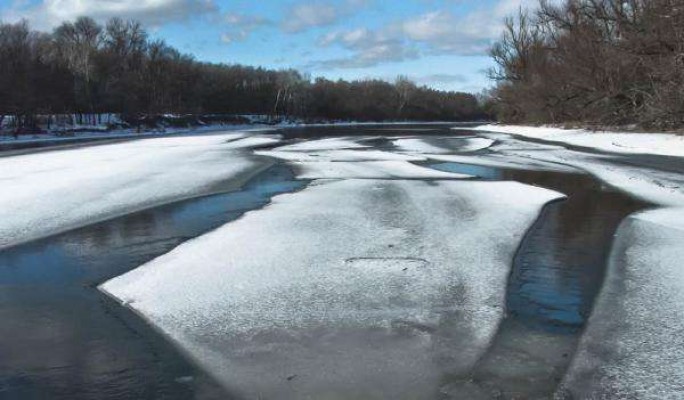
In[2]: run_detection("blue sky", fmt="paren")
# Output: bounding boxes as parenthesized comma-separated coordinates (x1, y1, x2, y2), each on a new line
(0, 0, 538, 93)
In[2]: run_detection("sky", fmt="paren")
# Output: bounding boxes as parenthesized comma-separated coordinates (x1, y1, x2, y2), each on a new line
(0, 0, 540, 93)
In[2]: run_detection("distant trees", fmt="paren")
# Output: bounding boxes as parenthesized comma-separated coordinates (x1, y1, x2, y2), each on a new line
(0, 17, 485, 130)
(489, 0, 684, 129)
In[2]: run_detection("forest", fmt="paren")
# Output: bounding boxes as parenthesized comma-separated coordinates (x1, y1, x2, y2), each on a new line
(0, 17, 485, 130)
(488, 0, 684, 129)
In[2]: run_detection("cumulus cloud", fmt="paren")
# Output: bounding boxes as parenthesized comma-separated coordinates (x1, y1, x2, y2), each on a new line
(220, 12, 271, 43)
(3, 0, 217, 29)
(308, 0, 547, 70)
(281, 0, 370, 33)
(282, 3, 340, 33)
(311, 27, 418, 69)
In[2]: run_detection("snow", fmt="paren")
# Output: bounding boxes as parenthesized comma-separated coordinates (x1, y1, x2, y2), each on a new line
(255, 149, 426, 162)
(424, 153, 577, 173)
(559, 208, 684, 399)
(469, 126, 684, 398)
(493, 137, 684, 207)
(101, 178, 563, 399)
(273, 137, 370, 151)
(0, 132, 277, 249)
(0, 122, 271, 147)
(291, 160, 473, 179)
(393, 137, 495, 154)
(471, 124, 684, 158)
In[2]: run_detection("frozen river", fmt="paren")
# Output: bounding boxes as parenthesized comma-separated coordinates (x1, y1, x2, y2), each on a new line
(0, 124, 679, 399)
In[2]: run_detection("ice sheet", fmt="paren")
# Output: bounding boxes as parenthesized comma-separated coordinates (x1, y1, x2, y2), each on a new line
(0, 132, 275, 249)
(424, 153, 577, 173)
(472, 124, 684, 158)
(393, 137, 494, 154)
(559, 208, 684, 399)
(497, 140, 684, 207)
(291, 160, 472, 179)
(255, 149, 426, 162)
(101, 178, 563, 399)
(273, 137, 370, 151)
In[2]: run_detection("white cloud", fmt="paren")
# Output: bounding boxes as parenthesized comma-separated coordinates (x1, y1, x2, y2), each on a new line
(220, 12, 271, 44)
(282, 3, 340, 33)
(3, 0, 217, 29)
(312, 27, 418, 69)
(307, 0, 544, 70)
(281, 0, 371, 33)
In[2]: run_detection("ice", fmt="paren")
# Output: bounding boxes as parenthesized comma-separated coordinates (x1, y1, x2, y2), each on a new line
(101, 178, 563, 399)
(255, 149, 426, 162)
(291, 160, 473, 179)
(471, 124, 684, 157)
(496, 139, 684, 207)
(0, 132, 276, 249)
(273, 136, 370, 151)
(393, 137, 494, 154)
(477, 126, 684, 398)
(221, 134, 281, 149)
(423, 153, 577, 173)
(559, 208, 684, 399)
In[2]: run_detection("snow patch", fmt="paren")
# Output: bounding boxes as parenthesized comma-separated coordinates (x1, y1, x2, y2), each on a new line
(292, 160, 472, 179)
(0, 132, 275, 249)
(274, 137, 370, 151)
(393, 137, 494, 154)
(472, 124, 684, 158)
(101, 178, 563, 399)
(255, 149, 426, 162)
(559, 208, 684, 399)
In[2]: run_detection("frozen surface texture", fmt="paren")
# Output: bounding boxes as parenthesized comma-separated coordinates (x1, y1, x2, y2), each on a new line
(472, 124, 684, 157)
(101, 179, 562, 399)
(291, 160, 472, 179)
(273, 136, 370, 151)
(559, 209, 684, 399)
(255, 149, 426, 162)
(0, 132, 276, 249)
(393, 137, 495, 154)
(472, 125, 684, 398)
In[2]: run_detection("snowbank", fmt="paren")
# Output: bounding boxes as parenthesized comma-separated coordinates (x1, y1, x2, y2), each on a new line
(471, 124, 684, 158)
(0, 132, 278, 249)
(101, 178, 563, 399)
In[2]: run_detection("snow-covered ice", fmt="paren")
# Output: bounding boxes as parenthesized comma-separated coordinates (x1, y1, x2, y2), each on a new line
(273, 136, 370, 151)
(467, 125, 684, 398)
(471, 124, 684, 158)
(559, 208, 684, 399)
(291, 160, 472, 179)
(101, 178, 563, 399)
(393, 137, 494, 154)
(255, 149, 426, 162)
(0, 132, 277, 249)
(424, 153, 577, 173)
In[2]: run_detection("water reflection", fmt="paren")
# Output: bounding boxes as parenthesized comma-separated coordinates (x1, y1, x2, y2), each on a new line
(0, 165, 305, 399)
(431, 162, 646, 333)
(431, 160, 647, 398)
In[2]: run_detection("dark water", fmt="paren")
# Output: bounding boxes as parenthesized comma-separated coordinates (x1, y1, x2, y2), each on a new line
(430, 161, 647, 398)
(0, 165, 306, 400)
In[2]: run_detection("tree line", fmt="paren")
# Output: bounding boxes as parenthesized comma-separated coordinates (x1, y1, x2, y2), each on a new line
(0, 17, 485, 131)
(489, 0, 684, 129)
